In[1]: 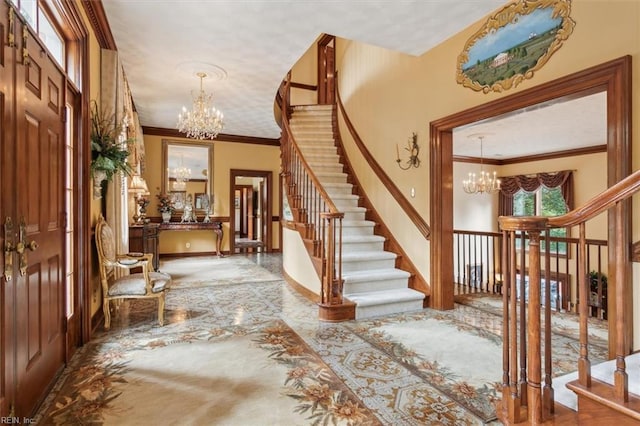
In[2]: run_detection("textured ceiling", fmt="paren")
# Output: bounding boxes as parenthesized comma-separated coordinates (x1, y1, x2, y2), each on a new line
(101, 0, 505, 139)
(101, 1, 603, 159)
(454, 92, 607, 160)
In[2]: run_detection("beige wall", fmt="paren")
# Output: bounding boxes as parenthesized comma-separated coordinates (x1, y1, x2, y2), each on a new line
(330, 2, 639, 343)
(142, 134, 281, 254)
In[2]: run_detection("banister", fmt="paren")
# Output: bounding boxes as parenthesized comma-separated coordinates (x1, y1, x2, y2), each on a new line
(497, 167, 639, 424)
(281, 80, 341, 216)
(548, 170, 640, 228)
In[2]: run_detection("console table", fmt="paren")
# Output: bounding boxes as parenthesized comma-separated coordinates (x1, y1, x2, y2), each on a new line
(158, 221, 223, 256)
(129, 223, 160, 271)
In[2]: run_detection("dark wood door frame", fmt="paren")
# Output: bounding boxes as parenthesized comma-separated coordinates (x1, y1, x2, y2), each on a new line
(317, 34, 335, 105)
(429, 56, 632, 357)
(229, 170, 272, 254)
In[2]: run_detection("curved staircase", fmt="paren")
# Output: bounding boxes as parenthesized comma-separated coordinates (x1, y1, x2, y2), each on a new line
(288, 104, 424, 319)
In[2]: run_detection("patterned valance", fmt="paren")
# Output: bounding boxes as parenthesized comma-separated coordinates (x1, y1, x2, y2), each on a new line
(498, 171, 574, 217)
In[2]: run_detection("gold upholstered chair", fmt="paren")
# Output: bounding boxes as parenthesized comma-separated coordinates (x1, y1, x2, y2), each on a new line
(95, 215, 171, 329)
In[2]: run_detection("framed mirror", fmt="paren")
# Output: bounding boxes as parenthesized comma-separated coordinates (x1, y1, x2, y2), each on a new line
(162, 139, 213, 214)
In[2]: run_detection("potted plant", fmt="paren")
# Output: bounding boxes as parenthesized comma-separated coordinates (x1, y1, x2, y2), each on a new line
(90, 100, 133, 198)
(156, 191, 175, 223)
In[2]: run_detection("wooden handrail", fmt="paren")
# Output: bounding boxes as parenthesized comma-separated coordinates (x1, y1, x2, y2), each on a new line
(335, 83, 431, 240)
(548, 170, 640, 228)
(497, 167, 640, 424)
(279, 76, 346, 311)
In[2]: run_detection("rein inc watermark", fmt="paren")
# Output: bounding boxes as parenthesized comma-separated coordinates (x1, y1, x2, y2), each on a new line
(1, 418, 34, 424)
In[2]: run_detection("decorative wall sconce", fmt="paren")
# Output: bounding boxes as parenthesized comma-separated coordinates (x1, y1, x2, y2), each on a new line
(396, 132, 420, 170)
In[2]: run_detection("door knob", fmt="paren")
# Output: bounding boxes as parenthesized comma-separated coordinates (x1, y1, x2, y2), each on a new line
(17, 217, 35, 276)
(3, 217, 15, 281)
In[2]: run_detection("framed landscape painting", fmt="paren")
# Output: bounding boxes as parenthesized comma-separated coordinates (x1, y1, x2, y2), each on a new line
(456, 0, 575, 93)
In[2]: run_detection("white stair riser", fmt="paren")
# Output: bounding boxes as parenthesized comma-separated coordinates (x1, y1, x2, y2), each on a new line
(303, 154, 340, 163)
(343, 211, 366, 221)
(344, 277, 410, 293)
(342, 258, 396, 272)
(342, 240, 385, 252)
(324, 186, 354, 196)
(295, 137, 335, 145)
(342, 225, 376, 237)
(355, 300, 423, 320)
(331, 198, 359, 209)
(297, 146, 337, 155)
(309, 164, 344, 173)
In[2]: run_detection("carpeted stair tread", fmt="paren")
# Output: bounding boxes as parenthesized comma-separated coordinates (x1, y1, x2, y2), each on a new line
(342, 235, 385, 244)
(342, 251, 396, 262)
(343, 268, 410, 282)
(345, 288, 424, 307)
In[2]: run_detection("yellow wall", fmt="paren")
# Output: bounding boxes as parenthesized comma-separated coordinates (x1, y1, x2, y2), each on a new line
(142, 134, 281, 254)
(331, 1, 639, 344)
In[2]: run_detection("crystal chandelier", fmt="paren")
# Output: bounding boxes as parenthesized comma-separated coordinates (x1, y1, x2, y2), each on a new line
(177, 72, 224, 139)
(462, 135, 501, 194)
(172, 155, 191, 191)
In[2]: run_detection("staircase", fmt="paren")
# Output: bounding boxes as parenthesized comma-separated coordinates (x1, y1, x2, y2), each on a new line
(288, 104, 424, 319)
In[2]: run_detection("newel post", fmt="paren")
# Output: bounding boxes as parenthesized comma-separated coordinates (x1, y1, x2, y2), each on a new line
(498, 216, 549, 425)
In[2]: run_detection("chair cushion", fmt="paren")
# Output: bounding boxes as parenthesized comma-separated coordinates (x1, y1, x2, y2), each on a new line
(108, 271, 172, 297)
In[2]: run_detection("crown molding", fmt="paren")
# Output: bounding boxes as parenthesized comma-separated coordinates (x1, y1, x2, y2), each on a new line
(142, 126, 280, 146)
(80, 0, 116, 49)
(453, 144, 606, 165)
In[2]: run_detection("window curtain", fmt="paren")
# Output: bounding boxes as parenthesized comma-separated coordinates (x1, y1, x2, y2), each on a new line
(498, 170, 574, 216)
(101, 48, 132, 278)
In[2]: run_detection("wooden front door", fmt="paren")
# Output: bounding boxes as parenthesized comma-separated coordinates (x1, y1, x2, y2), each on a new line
(1, 4, 66, 416)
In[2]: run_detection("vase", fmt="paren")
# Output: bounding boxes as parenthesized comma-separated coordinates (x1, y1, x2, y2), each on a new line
(162, 212, 171, 223)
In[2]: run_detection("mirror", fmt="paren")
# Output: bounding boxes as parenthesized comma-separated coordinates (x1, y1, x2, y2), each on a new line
(162, 139, 213, 214)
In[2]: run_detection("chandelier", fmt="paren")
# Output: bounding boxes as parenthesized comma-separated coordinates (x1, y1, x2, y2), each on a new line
(177, 71, 224, 139)
(172, 155, 191, 191)
(462, 135, 501, 194)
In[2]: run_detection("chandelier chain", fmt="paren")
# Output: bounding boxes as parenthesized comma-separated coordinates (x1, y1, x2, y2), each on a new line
(462, 135, 501, 194)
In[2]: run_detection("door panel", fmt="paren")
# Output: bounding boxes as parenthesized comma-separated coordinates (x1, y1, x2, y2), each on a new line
(10, 18, 66, 416)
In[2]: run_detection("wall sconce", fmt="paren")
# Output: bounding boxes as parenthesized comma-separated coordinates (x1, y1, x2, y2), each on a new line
(396, 132, 420, 170)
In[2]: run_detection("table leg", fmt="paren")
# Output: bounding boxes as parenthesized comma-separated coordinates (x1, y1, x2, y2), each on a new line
(214, 228, 224, 257)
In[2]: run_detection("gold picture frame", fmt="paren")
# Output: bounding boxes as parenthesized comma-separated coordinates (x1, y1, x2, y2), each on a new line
(456, 0, 575, 94)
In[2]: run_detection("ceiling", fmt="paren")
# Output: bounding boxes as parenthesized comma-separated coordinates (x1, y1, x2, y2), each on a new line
(101, 0, 505, 140)
(100, 1, 604, 159)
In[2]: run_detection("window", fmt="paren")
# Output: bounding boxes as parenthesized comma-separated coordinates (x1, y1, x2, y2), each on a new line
(11, 0, 66, 69)
(513, 186, 568, 254)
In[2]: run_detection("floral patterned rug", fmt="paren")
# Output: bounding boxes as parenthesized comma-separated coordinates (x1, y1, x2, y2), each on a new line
(36, 319, 380, 425)
(344, 304, 609, 424)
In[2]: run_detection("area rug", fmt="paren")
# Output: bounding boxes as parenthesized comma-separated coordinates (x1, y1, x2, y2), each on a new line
(36, 319, 380, 425)
(455, 292, 609, 350)
(346, 310, 502, 423)
(160, 255, 281, 288)
(345, 304, 609, 424)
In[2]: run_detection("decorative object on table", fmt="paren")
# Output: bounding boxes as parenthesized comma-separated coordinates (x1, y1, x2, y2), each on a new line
(136, 196, 150, 223)
(395, 132, 420, 170)
(456, 0, 575, 94)
(156, 191, 175, 223)
(180, 194, 197, 223)
(129, 175, 150, 223)
(90, 100, 133, 199)
(199, 194, 212, 223)
(177, 71, 225, 139)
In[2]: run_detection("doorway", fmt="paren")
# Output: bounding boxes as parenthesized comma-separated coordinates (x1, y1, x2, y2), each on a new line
(429, 56, 632, 357)
(230, 170, 272, 254)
